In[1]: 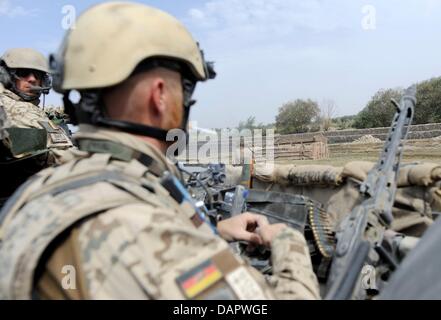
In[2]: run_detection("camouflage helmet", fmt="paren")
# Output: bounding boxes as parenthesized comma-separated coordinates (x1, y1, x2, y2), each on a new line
(1, 48, 49, 73)
(49, 1, 215, 142)
(0, 48, 51, 102)
(50, 1, 214, 92)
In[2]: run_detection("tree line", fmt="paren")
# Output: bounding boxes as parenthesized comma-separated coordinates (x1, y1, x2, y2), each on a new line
(235, 76, 441, 133)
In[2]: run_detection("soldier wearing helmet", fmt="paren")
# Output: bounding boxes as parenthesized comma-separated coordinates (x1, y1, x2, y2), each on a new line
(0, 49, 73, 207)
(0, 2, 320, 300)
(0, 48, 51, 104)
(0, 48, 53, 130)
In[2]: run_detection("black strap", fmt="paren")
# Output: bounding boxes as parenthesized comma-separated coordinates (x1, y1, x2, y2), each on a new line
(96, 117, 169, 142)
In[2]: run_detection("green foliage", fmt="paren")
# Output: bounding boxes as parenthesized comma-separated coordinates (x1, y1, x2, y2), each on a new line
(353, 77, 441, 128)
(414, 77, 441, 124)
(238, 116, 259, 131)
(333, 115, 356, 130)
(309, 116, 323, 133)
(353, 88, 403, 128)
(275, 99, 320, 134)
(237, 116, 275, 135)
(237, 76, 441, 135)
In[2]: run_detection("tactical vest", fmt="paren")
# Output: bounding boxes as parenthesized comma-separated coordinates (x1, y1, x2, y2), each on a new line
(0, 139, 198, 299)
(0, 120, 73, 207)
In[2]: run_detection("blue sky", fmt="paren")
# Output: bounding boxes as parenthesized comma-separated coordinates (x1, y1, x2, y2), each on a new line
(1, 0, 441, 128)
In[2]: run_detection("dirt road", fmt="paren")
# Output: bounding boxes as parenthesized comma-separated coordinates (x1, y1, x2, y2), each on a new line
(277, 138, 441, 167)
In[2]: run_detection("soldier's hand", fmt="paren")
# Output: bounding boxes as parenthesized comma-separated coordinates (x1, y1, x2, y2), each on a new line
(217, 212, 269, 245)
(257, 223, 288, 248)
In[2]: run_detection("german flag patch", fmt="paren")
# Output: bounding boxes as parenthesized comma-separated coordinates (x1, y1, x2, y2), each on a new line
(176, 259, 223, 299)
(190, 213, 204, 228)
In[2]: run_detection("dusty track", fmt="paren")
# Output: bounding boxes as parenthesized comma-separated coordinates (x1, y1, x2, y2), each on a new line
(277, 138, 441, 166)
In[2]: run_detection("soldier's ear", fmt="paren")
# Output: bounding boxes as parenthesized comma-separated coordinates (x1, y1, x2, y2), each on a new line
(0, 66, 11, 87)
(151, 78, 166, 115)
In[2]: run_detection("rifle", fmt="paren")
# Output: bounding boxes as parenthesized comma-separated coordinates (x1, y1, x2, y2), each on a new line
(325, 85, 416, 300)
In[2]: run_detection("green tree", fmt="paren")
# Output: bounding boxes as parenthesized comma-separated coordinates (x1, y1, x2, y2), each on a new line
(415, 77, 441, 124)
(238, 116, 258, 131)
(237, 116, 275, 135)
(353, 88, 403, 128)
(275, 99, 320, 134)
(333, 115, 356, 130)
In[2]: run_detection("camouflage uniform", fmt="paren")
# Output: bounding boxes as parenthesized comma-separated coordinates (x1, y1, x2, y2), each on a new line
(0, 47, 72, 153)
(0, 83, 10, 140)
(0, 88, 72, 206)
(0, 88, 72, 150)
(0, 125, 320, 300)
(0, 47, 74, 206)
(0, 88, 49, 129)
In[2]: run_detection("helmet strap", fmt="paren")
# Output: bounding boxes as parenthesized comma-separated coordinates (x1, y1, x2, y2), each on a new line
(7, 69, 51, 104)
(64, 79, 196, 143)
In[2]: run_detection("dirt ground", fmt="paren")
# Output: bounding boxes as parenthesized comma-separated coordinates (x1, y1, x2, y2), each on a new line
(277, 138, 441, 167)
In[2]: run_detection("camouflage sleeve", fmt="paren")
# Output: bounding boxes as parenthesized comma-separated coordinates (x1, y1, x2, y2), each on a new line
(0, 105, 10, 140)
(76, 203, 275, 299)
(0, 96, 48, 129)
(268, 227, 321, 300)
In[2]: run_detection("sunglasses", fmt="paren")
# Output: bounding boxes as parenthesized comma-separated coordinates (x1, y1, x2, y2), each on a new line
(14, 68, 45, 81)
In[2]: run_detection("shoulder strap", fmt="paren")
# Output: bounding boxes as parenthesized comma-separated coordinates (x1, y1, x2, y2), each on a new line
(78, 139, 164, 177)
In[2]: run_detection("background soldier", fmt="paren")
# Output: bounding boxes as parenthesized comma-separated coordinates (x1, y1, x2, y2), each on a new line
(0, 48, 53, 126)
(0, 48, 73, 206)
(0, 2, 320, 300)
